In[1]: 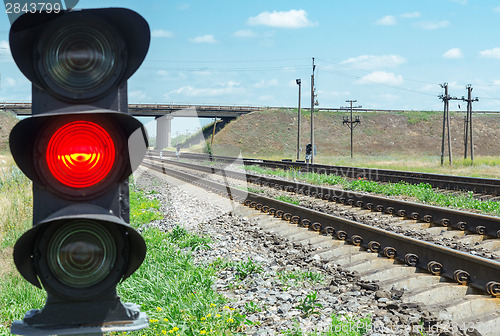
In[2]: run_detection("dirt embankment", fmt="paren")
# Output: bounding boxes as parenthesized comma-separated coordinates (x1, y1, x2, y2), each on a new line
(0, 111, 18, 153)
(211, 109, 500, 158)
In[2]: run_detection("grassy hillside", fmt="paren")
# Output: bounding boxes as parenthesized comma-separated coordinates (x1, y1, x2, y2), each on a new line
(205, 109, 500, 177)
(211, 109, 500, 158)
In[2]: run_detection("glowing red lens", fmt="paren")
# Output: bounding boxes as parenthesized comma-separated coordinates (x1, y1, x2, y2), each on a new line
(46, 121, 116, 188)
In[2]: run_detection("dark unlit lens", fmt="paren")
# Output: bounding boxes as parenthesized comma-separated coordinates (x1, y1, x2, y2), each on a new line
(47, 221, 116, 288)
(41, 23, 118, 94)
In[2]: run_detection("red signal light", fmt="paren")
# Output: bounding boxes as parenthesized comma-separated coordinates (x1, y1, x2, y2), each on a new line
(45, 121, 116, 189)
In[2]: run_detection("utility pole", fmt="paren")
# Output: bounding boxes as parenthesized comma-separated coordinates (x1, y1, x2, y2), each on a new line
(342, 100, 362, 158)
(462, 84, 479, 162)
(310, 57, 317, 163)
(210, 117, 218, 147)
(296, 79, 302, 161)
(438, 83, 460, 165)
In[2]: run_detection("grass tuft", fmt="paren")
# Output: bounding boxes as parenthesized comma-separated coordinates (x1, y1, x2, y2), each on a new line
(245, 166, 500, 216)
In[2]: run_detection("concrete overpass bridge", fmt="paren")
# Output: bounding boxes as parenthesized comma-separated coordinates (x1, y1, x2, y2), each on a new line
(1, 102, 262, 149)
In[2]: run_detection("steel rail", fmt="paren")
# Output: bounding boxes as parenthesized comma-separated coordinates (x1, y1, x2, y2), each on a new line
(141, 159, 500, 296)
(148, 150, 500, 196)
(145, 155, 500, 238)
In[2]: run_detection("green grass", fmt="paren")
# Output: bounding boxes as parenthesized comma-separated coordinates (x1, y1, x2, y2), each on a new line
(0, 166, 32, 249)
(277, 270, 325, 290)
(245, 166, 500, 217)
(295, 291, 323, 317)
(116, 228, 247, 336)
(275, 195, 301, 205)
(130, 189, 164, 226)
(233, 258, 263, 281)
(167, 225, 211, 251)
(116, 186, 249, 335)
(404, 111, 434, 125)
(0, 165, 44, 336)
(240, 154, 500, 179)
(452, 156, 500, 167)
(0, 168, 248, 335)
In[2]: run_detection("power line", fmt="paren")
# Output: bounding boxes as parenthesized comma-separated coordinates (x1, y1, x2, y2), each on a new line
(316, 65, 439, 97)
(145, 58, 310, 64)
(142, 65, 311, 72)
(315, 57, 437, 86)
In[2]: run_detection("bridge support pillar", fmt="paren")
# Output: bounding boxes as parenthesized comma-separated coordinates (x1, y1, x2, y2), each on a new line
(156, 115, 173, 150)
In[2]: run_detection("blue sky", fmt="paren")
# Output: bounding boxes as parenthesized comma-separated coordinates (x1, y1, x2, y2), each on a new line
(2, 0, 500, 134)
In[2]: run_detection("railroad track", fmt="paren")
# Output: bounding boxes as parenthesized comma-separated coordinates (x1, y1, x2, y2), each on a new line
(145, 155, 500, 243)
(148, 150, 500, 197)
(140, 157, 500, 336)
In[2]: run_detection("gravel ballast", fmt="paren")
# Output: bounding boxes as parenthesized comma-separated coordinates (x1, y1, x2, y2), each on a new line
(134, 167, 471, 336)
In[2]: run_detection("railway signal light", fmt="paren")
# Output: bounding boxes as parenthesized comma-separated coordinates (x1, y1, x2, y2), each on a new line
(305, 143, 312, 163)
(8, 7, 150, 335)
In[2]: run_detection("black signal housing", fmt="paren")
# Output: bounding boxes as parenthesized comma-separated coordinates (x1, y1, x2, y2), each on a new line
(8, 7, 151, 335)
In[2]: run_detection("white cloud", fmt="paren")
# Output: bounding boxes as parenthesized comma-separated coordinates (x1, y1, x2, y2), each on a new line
(129, 90, 148, 101)
(443, 48, 463, 59)
(0, 40, 9, 51)
(151, 29, 174, 38)
(4, 77, 17, 88)
(258, 95, 274, 102)
(495, 6, 500, 13)
(192, 70, 214, 77)
(479, 48, 500, 59)
(247, 9, 317, 28)
(401, 12, 420, 18)
(165, 81, 244, 98)
(157, 70, 168, 76)
(0, 40, 13, 63)
(156, 70, 188, 81)
(375, 15, 396, 26)
(357, 71, 404, 85)
(317, 90, 351, 98)
(177, 3, 190, 10)
(233, 29, 257, 38)
(340, 55, 406, 70)
(378, 93, 400, 101)
(253, 79, 278, 88)
(415, 20, 450, 30)
(189, 35, 217, 43)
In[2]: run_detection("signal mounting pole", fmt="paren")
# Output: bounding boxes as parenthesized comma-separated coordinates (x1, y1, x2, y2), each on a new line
(310, 57, 316, 163)
(462, 84, 479, 162)
(296, 79, 302, 161)
(342, 100, 362, 158)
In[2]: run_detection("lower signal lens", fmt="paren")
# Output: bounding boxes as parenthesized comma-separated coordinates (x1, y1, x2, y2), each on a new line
(46, 121, 116, 189)
(47, 220, 117, 288)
